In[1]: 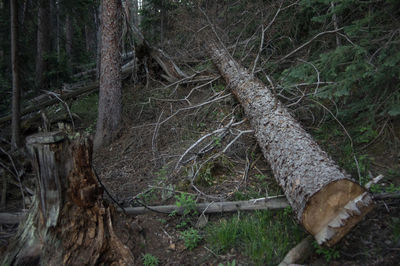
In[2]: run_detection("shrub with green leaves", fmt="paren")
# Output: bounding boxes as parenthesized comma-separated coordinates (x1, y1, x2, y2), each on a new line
(180, 228, 202, 250)
(142, 253, 159, 266)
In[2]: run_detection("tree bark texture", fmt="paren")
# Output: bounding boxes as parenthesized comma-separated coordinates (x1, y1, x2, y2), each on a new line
(94, 0, 123, 150)
(1, 132, 134, 265)
(11, 0, 20, 149)
(208, 43, 374, 246)
(35, 0, 51, 92)
(96, 2, 102, 79)
(65, 14, 73, 69)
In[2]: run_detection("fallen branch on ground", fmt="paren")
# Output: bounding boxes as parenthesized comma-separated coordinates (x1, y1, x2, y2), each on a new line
(123, 195, 288, 215)
(0, 212, 25, 224)
(278, 235, 314, 266)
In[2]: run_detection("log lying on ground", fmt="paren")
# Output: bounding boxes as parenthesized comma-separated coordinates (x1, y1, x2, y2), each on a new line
(0, 61, 135, 125)
(124, 196, 289, 215)
(0, 212, 25, 224)
(131, 24, 187, 82)
(1, 132, 134, 265)
(208, 42, 374, 246)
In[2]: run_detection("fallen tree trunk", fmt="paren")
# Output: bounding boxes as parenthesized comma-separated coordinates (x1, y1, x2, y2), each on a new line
(0, 212, 25, 224)
(72, 51, 135, 79)
(131, 24, 187, 82)
(1, 132, 134, 265)
(0, 62, 136, 125)
(124, 196, 288, 215)
(208, 42, 374, 246)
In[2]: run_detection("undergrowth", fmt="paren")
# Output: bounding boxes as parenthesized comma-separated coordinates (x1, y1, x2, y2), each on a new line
(206, 209, 305, 265)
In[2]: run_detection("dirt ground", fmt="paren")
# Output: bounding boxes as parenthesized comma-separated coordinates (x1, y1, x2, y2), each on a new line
(1, 75, 400, 265)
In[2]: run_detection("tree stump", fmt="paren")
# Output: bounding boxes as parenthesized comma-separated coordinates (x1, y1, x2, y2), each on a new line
(2, 131, 134, 265)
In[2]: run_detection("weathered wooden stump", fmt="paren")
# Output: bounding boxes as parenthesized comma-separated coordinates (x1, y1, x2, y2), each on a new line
(2, 132, 134, 265)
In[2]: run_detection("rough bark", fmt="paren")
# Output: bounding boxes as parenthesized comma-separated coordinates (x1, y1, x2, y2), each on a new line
(96, 2, 102, 80)
(94, 0, 122, 150)
(65, 14, 73, 69)
(11, 0, 20, 149)
(1, 132, 134, 265)
(208, 43, 374, 246)
(35, 0, 51, 92)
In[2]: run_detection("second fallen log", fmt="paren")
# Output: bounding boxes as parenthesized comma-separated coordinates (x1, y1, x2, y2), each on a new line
(208, 42, 374, 246)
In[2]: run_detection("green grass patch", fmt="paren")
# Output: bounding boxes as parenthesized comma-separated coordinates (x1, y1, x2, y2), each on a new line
(71, 92, 98, 132)
(206, 209, 305, 265)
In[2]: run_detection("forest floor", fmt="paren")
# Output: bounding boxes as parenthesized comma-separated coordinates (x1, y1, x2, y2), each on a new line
(91, 75, 400, 265)
(1, 70, 400, 265)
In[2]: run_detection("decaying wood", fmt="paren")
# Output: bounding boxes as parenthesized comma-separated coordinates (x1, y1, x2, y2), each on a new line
(0, 212, 25, 224)
(0, 61, 137, 125)
(1, 131, 134, 265)
(278, 235, 313, 266)
(126, 196, 289, 215)
(0, 196, 288, 224)
(208, 42, 374, 246)
(130, 23, 187, 82)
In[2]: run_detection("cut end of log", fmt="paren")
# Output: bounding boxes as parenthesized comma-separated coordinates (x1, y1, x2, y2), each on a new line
(302, 179, 374, 247)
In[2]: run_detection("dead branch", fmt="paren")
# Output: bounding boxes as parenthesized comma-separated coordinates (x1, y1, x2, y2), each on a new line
(279, 28, 343, 62)
(278, 235, 314, 266)
(0, 212, 26, 224)
(123, 196, 288, 215)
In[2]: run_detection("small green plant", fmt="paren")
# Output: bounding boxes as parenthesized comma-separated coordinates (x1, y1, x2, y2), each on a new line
(180, 228, 202, 250)
(255, 174, 266, 181)
(283, 206, 293, 217)
(212, 136, 222, 147)
(213, 84, 226, 92)
(175, 193, 197, 216)
(312, 242, 340, 262)
(172, 193, 197, 228)
(142, 253, 159, 266)
(218, 259, 236, 266)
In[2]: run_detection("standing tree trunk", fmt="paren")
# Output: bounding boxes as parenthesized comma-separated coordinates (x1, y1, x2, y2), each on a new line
(208, 43, 374, 246)
(35, 0, 50, 92)
(11, 0, 20, 149)
(1, 132, 134, 265)
(330, 2, 341, 47)
(94, 0, 122, 150)
(65, 14, 73, 70)
(96, 2, 102, 80)
(132, 0, 139, 27)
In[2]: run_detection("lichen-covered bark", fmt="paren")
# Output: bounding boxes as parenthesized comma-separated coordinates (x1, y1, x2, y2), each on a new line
(94, 0, 122, 150)
(208, 43, 373, 245)
(209, 44, 349, 219)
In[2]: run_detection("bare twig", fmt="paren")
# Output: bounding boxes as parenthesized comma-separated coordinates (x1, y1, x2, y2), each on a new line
(310, 99, 362, 182)
(279, 28, 343, 62)
(152, 110, 164, 166)
(121, 196, 289, 215)
(0, 148, 25, 209)
(252, 1, 283, 75)
(43, 90, 75, 130)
